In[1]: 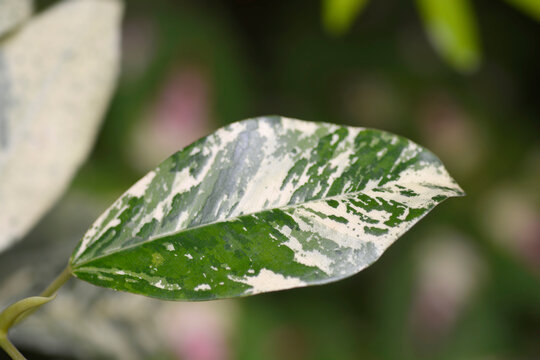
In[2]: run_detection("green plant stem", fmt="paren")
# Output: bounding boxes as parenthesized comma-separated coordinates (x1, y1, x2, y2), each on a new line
(0, 265, 72, 359)
(39, 264, 72, 297)
(0, 336, 26, 360)
(13, 265, 72, 327)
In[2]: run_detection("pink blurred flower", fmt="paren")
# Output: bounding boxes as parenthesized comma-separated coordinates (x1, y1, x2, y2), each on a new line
(160, 301, 237, 360)
(410, 231, 485, 352)
(128, 65, 214, 171)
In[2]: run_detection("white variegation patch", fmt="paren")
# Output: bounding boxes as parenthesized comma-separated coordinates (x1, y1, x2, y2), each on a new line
(126, 170, 156, 198)
(279, 226, 334, 275)
(194, 284, 211, 291)
(84, 267, 183, 291)
(228, 269, 307, 295)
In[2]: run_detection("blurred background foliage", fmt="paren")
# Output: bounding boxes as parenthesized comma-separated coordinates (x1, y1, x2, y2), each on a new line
(1, 0, 539, 359)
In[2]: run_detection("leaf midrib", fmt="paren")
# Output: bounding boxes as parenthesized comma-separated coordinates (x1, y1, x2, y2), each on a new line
(71, 181, 454, 269)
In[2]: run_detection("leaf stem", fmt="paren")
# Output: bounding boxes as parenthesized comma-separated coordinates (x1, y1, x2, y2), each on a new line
(0, 265, 72, 359)
(0, 336, 26, 360)
(11, 264, 72, 327)
(40, 264, 73, 298)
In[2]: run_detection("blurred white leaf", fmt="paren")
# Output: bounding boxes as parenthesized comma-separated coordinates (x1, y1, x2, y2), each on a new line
(0, 0, 32, 37)
(0, 0, 123, 253)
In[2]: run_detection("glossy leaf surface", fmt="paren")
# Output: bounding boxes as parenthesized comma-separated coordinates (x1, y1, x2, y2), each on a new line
(0, 0, 122, 252)
(416, 0, 481, 72)
(71, 116, 464, 301)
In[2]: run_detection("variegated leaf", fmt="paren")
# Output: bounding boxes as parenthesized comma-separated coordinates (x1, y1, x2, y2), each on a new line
(0, 0, 32, 38)
(0, 0, 123, 252)
(70, 116, 464, 301)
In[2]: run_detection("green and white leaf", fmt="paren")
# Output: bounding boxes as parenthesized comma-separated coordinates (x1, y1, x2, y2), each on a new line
(0, 0, 32, 38)
(416, 0, 481, 72)
(0, 0, 122, 253)
(70, 116, 464, 301)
